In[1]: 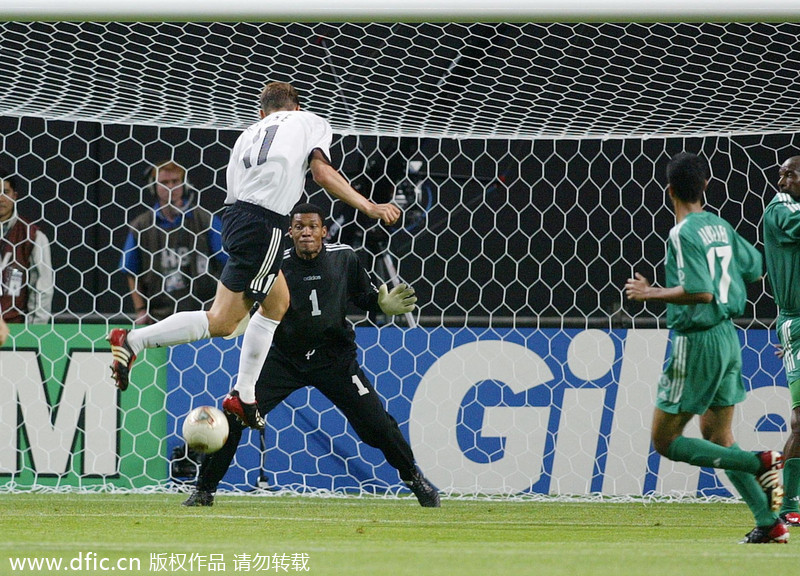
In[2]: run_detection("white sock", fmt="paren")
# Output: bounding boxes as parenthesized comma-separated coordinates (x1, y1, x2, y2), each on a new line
(126, 311, 210, 356)
(233, 313, 279, 404)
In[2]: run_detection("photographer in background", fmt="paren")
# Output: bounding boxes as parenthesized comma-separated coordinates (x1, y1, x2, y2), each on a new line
(0, 171, 54, 324)
(120, 160, 227, 324)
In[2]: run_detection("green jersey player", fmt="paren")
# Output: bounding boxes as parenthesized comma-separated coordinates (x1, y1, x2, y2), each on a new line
(625, 152, 787, 544)
(763, 155, 800, 527)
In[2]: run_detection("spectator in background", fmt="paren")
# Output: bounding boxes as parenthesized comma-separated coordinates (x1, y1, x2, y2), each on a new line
(120, 160, 227, 324)
(0, 171, 54, 324)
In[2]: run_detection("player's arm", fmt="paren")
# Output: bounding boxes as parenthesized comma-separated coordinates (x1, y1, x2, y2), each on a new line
(348, 251, 416, 315)
(735, 233, 763, 284)
(625, 272, 713, 304)
(631, 225, 715, 305)
(309, 149, 400, 226)
(776, 203, 800, 241)
(348, 252, 382, 314)
(352, 282, 416, 316)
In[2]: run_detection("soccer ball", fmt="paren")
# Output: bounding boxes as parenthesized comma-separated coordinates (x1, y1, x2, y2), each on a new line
(182, 406, 229, 454)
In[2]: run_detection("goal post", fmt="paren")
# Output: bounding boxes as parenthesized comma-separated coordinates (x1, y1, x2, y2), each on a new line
(0, 20, 795, 499)
(2, 0, 799, 21)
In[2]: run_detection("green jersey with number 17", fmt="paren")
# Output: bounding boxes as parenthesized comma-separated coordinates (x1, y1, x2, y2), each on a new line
(764, 192, 800, 317)
(664, 211, 762, 333)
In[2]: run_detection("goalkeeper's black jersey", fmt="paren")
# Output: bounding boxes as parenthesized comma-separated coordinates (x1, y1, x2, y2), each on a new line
(270, 243, 381, 372)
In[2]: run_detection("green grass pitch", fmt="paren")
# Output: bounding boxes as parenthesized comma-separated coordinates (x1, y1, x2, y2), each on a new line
(0, 493, 796, 575)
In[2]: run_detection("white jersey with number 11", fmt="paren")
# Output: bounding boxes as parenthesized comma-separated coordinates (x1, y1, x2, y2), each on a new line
(225, 110, 333, 215)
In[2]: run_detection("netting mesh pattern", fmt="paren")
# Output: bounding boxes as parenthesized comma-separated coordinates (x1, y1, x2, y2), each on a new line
(0, 114, 793, 323)
(0, 21, 795, 498)
(2, 22, 800, 138)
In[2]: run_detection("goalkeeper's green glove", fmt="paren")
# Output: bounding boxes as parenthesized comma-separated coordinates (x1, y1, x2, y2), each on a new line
(378, 283, 417, 315)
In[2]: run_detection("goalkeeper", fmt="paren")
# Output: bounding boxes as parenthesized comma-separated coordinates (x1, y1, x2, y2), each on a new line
(183, 203, 440, 508)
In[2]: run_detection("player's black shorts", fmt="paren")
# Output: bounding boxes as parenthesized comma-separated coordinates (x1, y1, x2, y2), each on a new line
(219, 201, 289, 302)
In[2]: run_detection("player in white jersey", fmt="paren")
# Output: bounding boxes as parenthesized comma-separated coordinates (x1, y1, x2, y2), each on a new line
(108, 82, 401, 429)
(226, 110, 332, 214)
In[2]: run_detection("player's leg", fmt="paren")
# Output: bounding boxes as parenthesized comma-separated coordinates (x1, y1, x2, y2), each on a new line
(130, 282, 252, 348)
(655, 324, 771, 474)
(108, 280, 254, 390)
(700, 406, 789, 544)
(778, 317, 800, 524)
(108, 201, 280, 391)
(232, 272, 289, 403)
(705, 327, 786, 543)
(780, 395, 800, 524)
(317, 363, 415, 474)
(316, 363, 440, 507)
(653, 408, 786, 542)
(212, 203, 287, 428)
(223, 271, 289, 430)
(205, 282, 255, 336)
(656, 411, 762, 473)
(700, 405, 782, 532)
(185, 358, 300, 506)
(709, 330, 785, 516)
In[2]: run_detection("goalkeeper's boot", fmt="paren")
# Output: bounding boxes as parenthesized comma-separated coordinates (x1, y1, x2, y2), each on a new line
(222, 390, 265, 431)
(107, 328, 136, 391)
(739, 519, 789, 543)
(755, 450, 785, 512)
(404, 467, 441, 508)
(182, 490, 214, 507)
(780, 511, 800, 526)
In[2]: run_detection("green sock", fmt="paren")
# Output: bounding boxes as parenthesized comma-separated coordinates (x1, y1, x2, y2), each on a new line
(666, 436, 760, 474)
(721, 443, 776, 527)
(725, 468, 776, 527)
(780, 458, 800, 514)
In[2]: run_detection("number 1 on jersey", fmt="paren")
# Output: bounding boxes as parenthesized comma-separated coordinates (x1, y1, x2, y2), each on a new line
(243, 125, 279, 169)
(309, 289, 322, 316)
(351, 375, 370, 396)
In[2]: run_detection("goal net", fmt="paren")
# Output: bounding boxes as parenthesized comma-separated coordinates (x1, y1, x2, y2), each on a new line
(0, 21, 795, 499)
